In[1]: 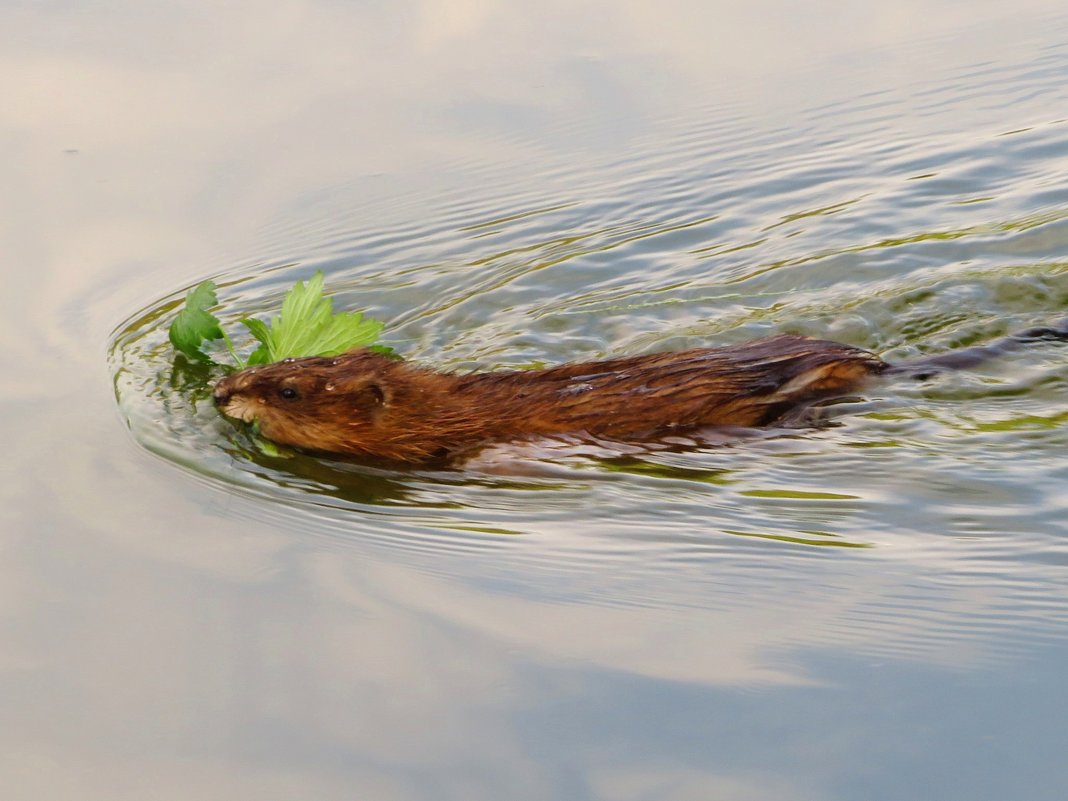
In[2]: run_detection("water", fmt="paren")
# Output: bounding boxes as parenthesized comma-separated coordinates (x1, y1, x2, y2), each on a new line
(6, 3, 1068, 799)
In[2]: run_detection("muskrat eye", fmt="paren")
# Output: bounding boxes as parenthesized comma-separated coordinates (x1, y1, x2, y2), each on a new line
(280, 387, 298, 400)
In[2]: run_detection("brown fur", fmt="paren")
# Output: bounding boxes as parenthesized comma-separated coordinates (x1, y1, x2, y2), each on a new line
(213, 335, 888, 463)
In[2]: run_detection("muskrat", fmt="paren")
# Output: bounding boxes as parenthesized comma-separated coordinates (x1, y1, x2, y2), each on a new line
(213, 321, 1068, 464)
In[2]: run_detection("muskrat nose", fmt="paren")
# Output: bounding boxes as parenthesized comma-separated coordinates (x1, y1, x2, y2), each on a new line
(212, 383, 231, 406)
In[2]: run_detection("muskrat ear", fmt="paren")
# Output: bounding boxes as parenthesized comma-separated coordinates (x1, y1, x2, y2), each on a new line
(331, 371, 391, 407)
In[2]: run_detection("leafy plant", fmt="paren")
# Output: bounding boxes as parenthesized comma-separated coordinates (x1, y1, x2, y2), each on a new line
(240, 272, 385, 365)
(168, 272, 388, 368)
(168, 281, 227, 362)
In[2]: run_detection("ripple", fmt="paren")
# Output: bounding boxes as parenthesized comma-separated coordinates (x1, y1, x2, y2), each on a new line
(106, 30, 1068, 671)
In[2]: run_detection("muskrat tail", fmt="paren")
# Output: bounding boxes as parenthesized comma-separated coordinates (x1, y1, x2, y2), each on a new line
(886, 317, 1068, 379)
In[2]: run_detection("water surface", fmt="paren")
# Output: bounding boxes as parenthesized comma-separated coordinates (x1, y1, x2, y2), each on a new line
(6, 2, 1068, 799)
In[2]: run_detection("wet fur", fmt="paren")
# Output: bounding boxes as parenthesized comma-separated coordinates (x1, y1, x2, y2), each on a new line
(213, 335, 888, 463)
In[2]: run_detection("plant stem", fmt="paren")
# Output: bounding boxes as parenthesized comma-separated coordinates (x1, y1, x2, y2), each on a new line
(220, 330, 245, 369)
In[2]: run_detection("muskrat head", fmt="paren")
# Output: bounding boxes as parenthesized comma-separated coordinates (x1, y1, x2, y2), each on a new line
(212, 349, 399, 455)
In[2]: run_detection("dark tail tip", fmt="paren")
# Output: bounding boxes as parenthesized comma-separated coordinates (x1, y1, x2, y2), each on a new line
(1011, 317, 1068, 341)
(889, 316, 1068, 380)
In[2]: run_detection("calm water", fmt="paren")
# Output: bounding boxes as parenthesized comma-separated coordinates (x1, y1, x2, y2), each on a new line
(6, 2, 1068, 799)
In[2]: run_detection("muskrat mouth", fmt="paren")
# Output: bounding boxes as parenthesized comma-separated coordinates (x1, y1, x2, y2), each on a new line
(219, 396, 259, 424)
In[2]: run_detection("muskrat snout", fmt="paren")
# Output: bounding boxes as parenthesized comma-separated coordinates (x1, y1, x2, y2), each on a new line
(212, 383, 230, 406)
(212, 372, 244, 408)
(211, 372, 262, 424)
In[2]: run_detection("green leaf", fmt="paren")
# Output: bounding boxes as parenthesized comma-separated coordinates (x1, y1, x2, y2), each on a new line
(167, 272, 390, 371)
(240, 316, 271, 365)
(239, 271, 387, 362)
(249, 425, 291, 458)
(240, 316, 270, 346)
(169, 281, 224, 361)
(246, 347, 270, 366)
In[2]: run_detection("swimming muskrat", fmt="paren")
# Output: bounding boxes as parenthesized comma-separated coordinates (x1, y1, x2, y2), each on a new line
(213, 320, 1068, 463)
